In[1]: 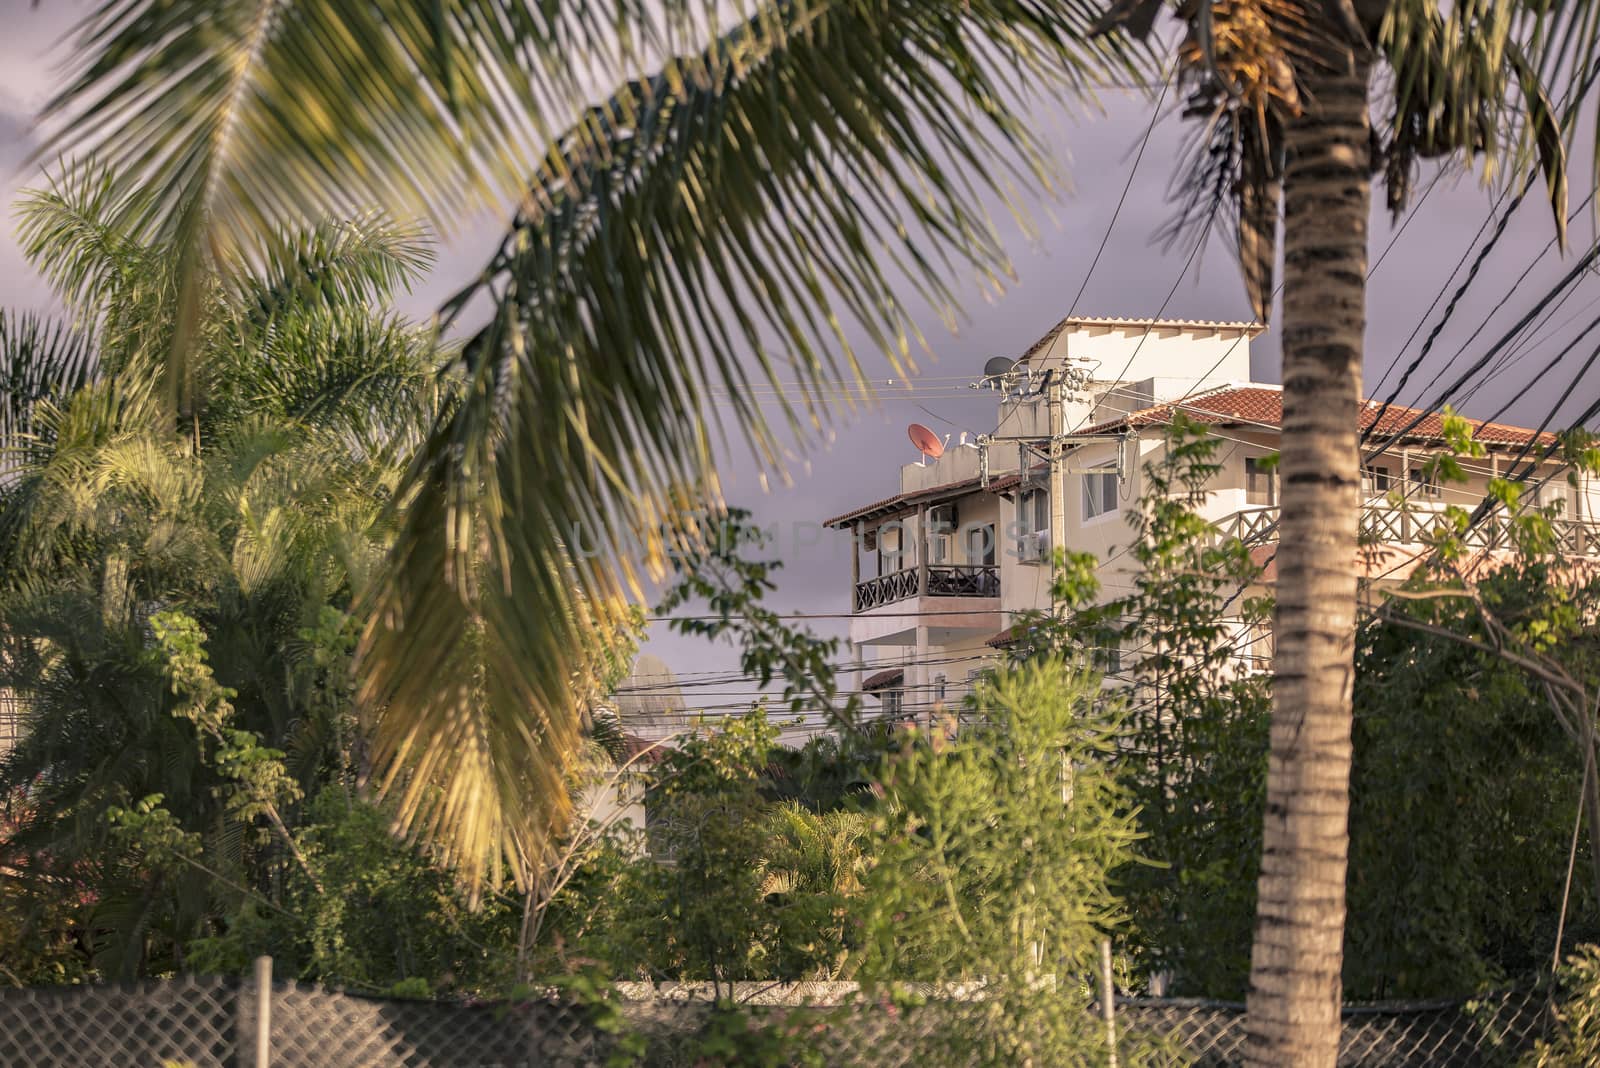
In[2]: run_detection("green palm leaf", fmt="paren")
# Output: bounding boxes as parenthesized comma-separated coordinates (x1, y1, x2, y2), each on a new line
(359, 0, 1137, 891)
(0, 311, 97, 466)
(38, 0, 767, 414)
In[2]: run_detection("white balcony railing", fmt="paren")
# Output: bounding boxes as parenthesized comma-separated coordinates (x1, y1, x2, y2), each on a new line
(1213, 504, 1600, 557)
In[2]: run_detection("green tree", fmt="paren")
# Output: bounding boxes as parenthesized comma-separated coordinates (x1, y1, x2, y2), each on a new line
(0, 189, 449, 976)
(1045, 420, 1272, 997)
(1348, 562, 1600, 998)
(755, 803, 872, 981)
(33, 1, 1140, 888)
(858, 660, 1142, 1066)
(992, 419, 1270, 996)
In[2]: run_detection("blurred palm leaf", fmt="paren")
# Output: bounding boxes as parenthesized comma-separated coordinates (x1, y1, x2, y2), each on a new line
(43, 0, 1142, 892)
(361, 0, 1137, 891)
(40, 0, 778, 413)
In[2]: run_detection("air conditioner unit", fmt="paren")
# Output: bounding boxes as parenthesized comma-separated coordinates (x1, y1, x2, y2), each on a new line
(1017, 529, 1050, 564)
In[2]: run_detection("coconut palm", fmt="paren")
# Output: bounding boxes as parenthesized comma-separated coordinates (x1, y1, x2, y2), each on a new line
(1091, 1, 1592, 1061)
(34, 1, 1141, 888)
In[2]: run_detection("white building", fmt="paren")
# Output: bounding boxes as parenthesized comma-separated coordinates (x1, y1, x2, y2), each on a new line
(825, 316, 1597, 723)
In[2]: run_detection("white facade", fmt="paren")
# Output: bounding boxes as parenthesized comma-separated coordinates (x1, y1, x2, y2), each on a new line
(825, 316, 1595, 726)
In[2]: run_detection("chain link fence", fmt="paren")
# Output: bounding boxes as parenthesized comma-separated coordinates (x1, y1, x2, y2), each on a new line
(0, 967, 1560, 1067)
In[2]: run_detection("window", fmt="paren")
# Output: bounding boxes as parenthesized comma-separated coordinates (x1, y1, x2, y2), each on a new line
(1409, 467, 1441, 499)
(928, 503, 957, 563)
(1362, 464, 1392, 497)
(1082, 467, 1118, 520)
(1017, 488, 1050, 562)
(1245, 457, 1276, 506)
(881, 688, 904, 717)
(934, 674, 947, 703)
(876, 523, 904, 575)
(966, 522, 997, 566)
(1245, 621, 1274, 669)
(1020, 487, 1049, 533)
(1516, 479, 1562, 512)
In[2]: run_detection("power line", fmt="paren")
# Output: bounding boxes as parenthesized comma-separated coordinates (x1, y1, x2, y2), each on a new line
(1364, 239, 1600, 461)
(1366, 179, 1513, 405)
(1066, 65, 1175, 318)
(1400, 189, 1598, 419)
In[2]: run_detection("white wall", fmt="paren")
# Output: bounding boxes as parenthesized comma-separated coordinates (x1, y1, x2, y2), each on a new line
(1027, 321, 1254, 398)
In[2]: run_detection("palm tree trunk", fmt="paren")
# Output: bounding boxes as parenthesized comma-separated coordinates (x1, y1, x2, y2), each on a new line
(1244, 50, 1374, 1068)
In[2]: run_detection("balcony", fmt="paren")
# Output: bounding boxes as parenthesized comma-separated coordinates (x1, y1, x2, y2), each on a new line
(854, 564, 1000, 612)
(1213, 504, 1600, 557)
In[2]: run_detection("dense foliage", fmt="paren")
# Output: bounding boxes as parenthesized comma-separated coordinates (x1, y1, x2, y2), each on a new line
(3, 168, 1600, 1050)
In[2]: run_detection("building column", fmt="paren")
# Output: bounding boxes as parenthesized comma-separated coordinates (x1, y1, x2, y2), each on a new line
(914, 624, 930, 731)
(917, 504, 930, 597)
(851, 520, 862, 606)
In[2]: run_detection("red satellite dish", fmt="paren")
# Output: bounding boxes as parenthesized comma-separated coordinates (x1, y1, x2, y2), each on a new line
(908, 422, 944, 460)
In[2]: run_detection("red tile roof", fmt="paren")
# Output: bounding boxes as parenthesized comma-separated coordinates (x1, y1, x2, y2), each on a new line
(824, 465, 1049, 528)
(1080, 385, 1556, 446)
(621, 733, 674, 765)
(987, 625, 1025, 648)
(827, 387, 1553, 530)
(823, 475, 983, 529)
(862, 667, 905, 691)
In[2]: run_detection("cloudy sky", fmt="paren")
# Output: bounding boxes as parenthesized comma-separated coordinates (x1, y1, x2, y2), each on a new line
(3, 3, 1596, 702)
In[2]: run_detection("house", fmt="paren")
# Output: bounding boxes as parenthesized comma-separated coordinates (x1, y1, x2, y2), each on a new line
(824, 316, 1597, 724)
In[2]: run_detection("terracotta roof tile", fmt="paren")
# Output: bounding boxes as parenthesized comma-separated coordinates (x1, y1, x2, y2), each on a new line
(987, 626, 1023, 648)
(621, 733, 673, 765)
(862, 667, 904, 691)
(827, 387, 1554, 530)
(822, 475, 982, 529)
(1080, 385, 1556, 447)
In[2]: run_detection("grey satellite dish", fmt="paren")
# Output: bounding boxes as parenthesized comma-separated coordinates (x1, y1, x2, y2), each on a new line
(613, 653, 689, 741)
(983, 356, 1018, 379)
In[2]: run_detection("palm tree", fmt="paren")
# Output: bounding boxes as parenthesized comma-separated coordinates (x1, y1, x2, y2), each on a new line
(756, 803, 872, 979)
(33, 1, 1140, 888)
(1093, 1, 1590, 1061)
(0, 190, 445, 974)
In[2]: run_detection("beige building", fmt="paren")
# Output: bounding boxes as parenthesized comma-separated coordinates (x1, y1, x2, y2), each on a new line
(825, 316, 1595, 723)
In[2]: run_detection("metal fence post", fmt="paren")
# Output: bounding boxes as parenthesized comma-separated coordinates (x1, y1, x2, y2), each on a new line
(1099, 938, 1118, 1068)
(242, 955, 272, 1068)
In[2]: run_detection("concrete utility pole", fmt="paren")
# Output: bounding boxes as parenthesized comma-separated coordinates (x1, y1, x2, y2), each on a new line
(1049, 374, 1067, 572)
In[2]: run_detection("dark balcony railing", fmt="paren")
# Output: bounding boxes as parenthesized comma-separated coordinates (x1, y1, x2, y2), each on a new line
(855, 569, 920, 611)
(1214, 504, 1600, 557)
(853, 565, 1000, 612)
(926, 564, 1001, 598)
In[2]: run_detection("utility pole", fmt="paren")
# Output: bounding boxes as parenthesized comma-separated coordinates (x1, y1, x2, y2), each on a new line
(1048, 372, 1067, 580)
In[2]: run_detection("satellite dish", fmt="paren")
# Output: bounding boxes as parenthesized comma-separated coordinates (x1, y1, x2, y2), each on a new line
(614, 653, 689, 741)
(908, 422, 945, 461)
(984, 356, 1018, 379)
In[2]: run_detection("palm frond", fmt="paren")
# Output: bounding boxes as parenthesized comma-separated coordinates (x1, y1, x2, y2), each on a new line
(13, 167, 148, 318)
(360, 0, 1139, 890)
(36, 1, 765, 414)
(0, 311, 98, 468)
(15, 168, 181, 388)
(1376, 0, 1600, 232)
(226, 214, 436, 326)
